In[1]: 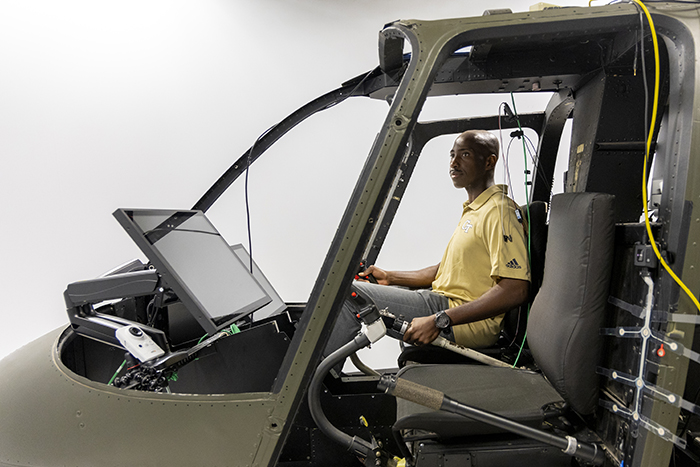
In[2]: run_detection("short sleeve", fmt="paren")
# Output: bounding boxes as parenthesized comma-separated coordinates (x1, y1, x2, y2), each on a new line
(483, 201, 531, 282)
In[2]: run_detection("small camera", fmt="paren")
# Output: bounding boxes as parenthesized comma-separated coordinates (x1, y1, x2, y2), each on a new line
(115, 325, 165, 362)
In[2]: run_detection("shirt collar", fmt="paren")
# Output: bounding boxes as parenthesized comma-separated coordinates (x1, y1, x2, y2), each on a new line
(463, 184, 508, 211)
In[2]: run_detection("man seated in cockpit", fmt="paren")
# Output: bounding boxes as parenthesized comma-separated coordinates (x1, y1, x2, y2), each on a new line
(324, 130, 531, 364)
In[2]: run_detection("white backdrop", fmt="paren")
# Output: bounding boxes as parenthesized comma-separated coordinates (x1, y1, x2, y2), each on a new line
(0, 0, 583, 366)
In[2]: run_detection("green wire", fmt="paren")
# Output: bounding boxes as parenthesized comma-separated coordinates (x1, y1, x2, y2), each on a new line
(512, 314, 529, 368)
(510, 92, 532, 257)
(108, 360, 126, 386)
(510, 92, 532, 369)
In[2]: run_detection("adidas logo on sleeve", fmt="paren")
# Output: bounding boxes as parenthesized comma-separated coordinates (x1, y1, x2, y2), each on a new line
(506, 258, 522, 269)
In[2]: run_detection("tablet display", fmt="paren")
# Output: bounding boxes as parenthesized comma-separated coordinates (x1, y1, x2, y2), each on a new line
(114, 209, 271, 334)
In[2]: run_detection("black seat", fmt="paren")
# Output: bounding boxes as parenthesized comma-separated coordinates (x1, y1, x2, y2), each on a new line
(397, 200, 549, 367)
(498, 199, 548, 351)
(393, 192, 615, 441)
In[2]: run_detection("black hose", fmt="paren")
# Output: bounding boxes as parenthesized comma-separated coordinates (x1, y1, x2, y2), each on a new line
(308, 333, 374, 458)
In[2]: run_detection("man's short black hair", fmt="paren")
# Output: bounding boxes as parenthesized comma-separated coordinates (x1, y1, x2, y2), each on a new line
(460, 130, 499, 162)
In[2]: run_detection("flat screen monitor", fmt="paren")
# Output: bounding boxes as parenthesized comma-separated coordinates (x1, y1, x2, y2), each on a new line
(113, 209, 271, 335)
(230, 244, 286, 321)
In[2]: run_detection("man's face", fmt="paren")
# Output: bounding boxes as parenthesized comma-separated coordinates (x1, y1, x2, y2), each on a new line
(449, 135, 489, 190)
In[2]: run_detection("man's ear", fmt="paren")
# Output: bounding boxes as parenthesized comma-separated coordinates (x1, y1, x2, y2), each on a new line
(485, 154, 498, 170)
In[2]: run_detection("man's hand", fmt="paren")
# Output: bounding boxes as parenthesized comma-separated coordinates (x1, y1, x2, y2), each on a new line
(402, 278, 529, 346)
(403, 315, 441, 346)
(357, 264, 440, 288)
(357, 265, 390, 285)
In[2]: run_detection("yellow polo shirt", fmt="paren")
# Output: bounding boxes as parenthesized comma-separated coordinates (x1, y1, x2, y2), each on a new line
(432, 184, 530, 347)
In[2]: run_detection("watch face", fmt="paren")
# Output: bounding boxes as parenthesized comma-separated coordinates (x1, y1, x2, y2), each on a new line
(435, 311, 451, 329)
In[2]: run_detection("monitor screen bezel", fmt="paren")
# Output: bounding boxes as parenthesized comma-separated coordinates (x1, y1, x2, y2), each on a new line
(230, 244, 286, 321)
(113, 208, 271, 335)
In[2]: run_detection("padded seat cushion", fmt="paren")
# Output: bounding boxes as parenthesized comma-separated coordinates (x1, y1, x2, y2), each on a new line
(527, 193, 615, 415)
(394, 364, 563, 438)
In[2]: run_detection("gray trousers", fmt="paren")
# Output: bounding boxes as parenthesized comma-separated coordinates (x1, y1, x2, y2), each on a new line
(323, 281, 453, 371)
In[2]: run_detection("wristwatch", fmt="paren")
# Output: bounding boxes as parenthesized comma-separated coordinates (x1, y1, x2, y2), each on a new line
(434, 310, 452, 330)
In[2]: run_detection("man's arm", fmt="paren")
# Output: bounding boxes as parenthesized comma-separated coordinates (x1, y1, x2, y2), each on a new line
(359, 264, 439, 288)
(402, 277, 529, 345)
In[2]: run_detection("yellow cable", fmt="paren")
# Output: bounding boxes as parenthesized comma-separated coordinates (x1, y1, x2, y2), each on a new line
(633, 0, 700, 313)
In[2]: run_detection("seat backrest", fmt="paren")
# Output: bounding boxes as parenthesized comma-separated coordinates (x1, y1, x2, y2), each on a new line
(501, 200, 548, 346)
(527, 192, 615, 415)
(524, 200, 549, 299)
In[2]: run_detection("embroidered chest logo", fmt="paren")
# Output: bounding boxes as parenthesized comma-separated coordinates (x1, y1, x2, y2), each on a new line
(506, 258, 522, 269)
(462, 219, 473, 233)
